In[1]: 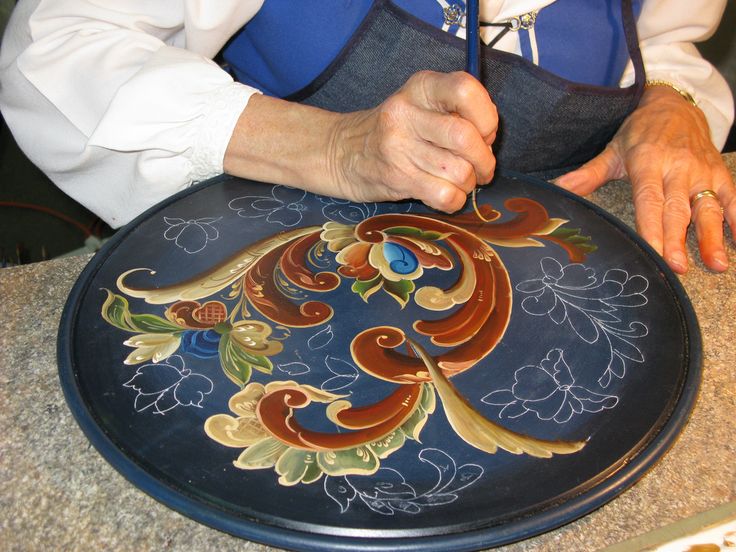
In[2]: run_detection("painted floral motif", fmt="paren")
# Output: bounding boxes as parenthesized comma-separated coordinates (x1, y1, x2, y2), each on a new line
(101, 292, 282, 387)
(124, 355, 214, 415)
(204, 381, 436, 485)
(321, 221, 454, 307)
(104, 195, 602, 490)
(516, 258, 649, 387)
(325, 448, 483, 515)
(482, 349, 618, 423)
(163, 216, 221, 254)
(229, 186, 307, 227)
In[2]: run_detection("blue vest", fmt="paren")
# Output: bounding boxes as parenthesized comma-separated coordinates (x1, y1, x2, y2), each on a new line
(222, 1, 644, 98)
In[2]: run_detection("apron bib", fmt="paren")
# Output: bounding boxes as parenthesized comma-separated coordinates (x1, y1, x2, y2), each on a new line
(281, 0, 645, 177)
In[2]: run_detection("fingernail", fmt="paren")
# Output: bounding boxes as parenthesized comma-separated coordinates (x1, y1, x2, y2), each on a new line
(668, 251, 687, 273)
(713, 253, 729, 271)
(555, 173, 581, 191)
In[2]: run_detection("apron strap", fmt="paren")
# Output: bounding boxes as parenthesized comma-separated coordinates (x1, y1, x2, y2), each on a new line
(621, 0, 646, 91)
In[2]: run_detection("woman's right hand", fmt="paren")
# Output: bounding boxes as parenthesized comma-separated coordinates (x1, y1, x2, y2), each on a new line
(224, 71, 498, 213)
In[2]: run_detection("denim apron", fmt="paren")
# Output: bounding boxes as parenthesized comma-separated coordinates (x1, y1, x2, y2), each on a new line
(272, 0, 645, 178)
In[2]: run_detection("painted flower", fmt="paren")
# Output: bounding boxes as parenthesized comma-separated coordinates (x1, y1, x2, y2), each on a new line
(482, 349, 618, 423)
(123, 355, 214, 415)
(320, 222, 453, 306)
(205, 381, 435, 486)
(163, 216, 221, 254)
(228, 185, 307, 227)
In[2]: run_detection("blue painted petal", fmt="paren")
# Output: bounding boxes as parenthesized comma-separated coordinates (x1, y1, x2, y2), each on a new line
(179, 329, 221, 359)
(382, 242, 419, 275)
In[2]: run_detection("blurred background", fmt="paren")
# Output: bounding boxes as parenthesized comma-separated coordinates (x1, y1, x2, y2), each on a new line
(1, 1, 735, 266)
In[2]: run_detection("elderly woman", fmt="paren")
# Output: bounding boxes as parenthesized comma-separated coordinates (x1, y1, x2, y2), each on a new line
(0, 0, 733, 273)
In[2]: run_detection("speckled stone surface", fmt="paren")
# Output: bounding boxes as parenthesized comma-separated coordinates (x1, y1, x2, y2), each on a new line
(1, 155, 735, 552)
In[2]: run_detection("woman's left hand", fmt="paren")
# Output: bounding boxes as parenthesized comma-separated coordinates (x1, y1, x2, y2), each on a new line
(555, 85, 735, 274)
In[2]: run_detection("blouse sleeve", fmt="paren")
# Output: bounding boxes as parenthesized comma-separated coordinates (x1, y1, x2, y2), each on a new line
(620, 0, 734, 150)
(0, 0, 264, 227)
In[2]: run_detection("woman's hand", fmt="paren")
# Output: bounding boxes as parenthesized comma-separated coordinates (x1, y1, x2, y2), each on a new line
(329, 71, 498, 212)
(224, 71, 497, 213)
(555, 85, 735, 274)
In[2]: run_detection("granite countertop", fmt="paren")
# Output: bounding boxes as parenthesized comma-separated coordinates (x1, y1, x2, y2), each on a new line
(2, 155, 735, 552)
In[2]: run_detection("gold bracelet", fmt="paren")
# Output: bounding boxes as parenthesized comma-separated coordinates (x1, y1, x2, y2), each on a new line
(645, 79, 698, 107)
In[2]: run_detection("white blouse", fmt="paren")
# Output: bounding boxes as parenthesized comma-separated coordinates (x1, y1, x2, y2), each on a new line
(0, 0, 732, 227)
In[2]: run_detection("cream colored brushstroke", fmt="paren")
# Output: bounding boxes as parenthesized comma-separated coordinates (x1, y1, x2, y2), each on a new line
(407, 337, 587, 458)
(414, 245, 477, 311)
(116, 226, 321, 304)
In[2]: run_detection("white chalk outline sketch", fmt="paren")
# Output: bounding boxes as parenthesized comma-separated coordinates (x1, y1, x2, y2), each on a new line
(307, 324, 334, 350)
(123, 355, 214, 415)
(163, 216, 222, 254)
(515, 257, 649, 387)
(481, 348, 619, 423)
(324, 448, 483, 515)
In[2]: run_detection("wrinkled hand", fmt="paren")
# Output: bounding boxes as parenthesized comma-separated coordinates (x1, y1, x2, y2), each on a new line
(556, 85, 735, 274)
(329, 70, 498, 212)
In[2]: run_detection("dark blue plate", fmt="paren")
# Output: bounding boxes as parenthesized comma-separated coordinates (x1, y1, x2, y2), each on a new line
(58, 171, 701, 551)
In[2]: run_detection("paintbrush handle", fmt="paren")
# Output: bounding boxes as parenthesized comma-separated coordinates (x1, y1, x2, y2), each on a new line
(465, 0, 481, 79)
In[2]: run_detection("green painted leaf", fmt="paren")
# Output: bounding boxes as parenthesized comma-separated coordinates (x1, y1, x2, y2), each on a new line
(369, 430, 406, 459)
(101, 290, 136, 331)
(275, 449, 321, 486)
(549, 227, 598, 254)
(234, 438, 289, 469)
(218, 334, 273, 387)
(351, 275, 382, 302)
(382, 279, 415, 308)
(101, 290, 181, 333)
(317, 446, 379, 477)
(129, 313, 182, 333)
(385, 226, 445, 241)
(218, 334, 253, 387)
(420, 382, 437, 414)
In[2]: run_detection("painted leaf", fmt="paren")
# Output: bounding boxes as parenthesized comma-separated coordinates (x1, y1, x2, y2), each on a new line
(218, 334, 258, 387)
(101, 290, 137, 331)
(382, 279, 415, 308)
(351, 275, 383, 302)
(384, 226, 447, 241)
(128, 313, 182, 333)
(368, 430, 406, 460)
(317, 446, 380, 477)
(235, 438, 289, 469)
(275, 449, 322, 486)
(548, 227, 598, 256)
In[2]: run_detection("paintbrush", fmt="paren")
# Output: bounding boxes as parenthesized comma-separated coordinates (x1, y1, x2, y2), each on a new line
(464, 0, 489, 220)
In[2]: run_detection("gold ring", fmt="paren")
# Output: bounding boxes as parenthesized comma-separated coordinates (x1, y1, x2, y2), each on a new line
(690, 189, 719, 209)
